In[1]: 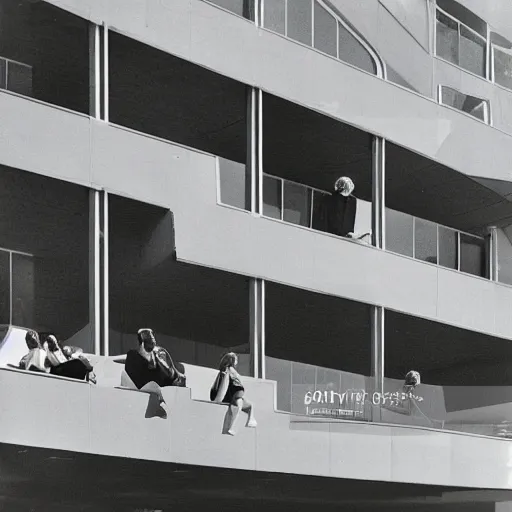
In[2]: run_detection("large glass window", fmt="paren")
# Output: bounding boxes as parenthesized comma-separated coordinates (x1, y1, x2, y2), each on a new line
(435, 6, 487, 77)
(0, 0, 90, 113)
(109, 195, 250, 371)
(266, 282, 372, 420)
(440, 86, 489, 123)
(385, 310, 512, 438)
(493, 45, 512, 91)
(0, 165, 92, 351)
(262, 0, 378, 75)
(314, 2, 337, 58)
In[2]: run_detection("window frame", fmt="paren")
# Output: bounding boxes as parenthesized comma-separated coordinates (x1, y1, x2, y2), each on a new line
(435, 5, 488, 79)
(437, 84, 491, 125)
(261, 0, 382, 77)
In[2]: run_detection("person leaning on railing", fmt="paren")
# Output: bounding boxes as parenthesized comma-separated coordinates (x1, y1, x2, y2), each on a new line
(19, 330, 48, 373)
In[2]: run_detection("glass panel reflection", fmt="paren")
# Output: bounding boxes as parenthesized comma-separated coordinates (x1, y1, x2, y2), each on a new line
(386, 209, 414, 257)
(494, 46, 512, 90)
(314, 1, 337, 57)
(263, 175, 282, 219)
(460, 25, 485, 77)
(283, 181, 311, 227)
(460, 234, 486, 277)
(339, 22, 376, 74)
(264, 0, 286, 35)
(438, 226, 458, 269)
(287, 0, 312, 46)
(436, 10, 459, 65)
(218, 158, 249, 210)
(414, 219, 437, 264)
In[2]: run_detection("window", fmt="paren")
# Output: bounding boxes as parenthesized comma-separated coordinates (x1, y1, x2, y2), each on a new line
(0, 165, 92, 351)
(438, 226, 458, 269)
(414, 219, 438, 264)
(439, 86, 490, 123)
(283, 181, 311, 227)
(263, 175, 282, 219)
(0, 0, 90, 113)
(492, 44, 512, 90)
(386, 209, 414, 257)
(263, 0, 378, 75)
(435, 4, 487, 77)
(205, 0, 255, 20)
(218, 158, 249, 210)
(460, 233, 486, 277)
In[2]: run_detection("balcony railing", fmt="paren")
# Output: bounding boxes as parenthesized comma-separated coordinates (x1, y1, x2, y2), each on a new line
(0, 56, 33, 98)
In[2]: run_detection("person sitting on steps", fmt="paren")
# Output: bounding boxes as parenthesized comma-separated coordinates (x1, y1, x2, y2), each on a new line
(211, 352, 257, 436)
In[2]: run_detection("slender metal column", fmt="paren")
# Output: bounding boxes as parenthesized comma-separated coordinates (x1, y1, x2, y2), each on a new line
(488, 225, 498, 281)
(249, 278, 265, 378)
(372, 137, 386, 250)
(89, 190, 101, 355)
(89, 23, 108, 121)
(371, 305, 385, 422)
(101, 191, 109, 355)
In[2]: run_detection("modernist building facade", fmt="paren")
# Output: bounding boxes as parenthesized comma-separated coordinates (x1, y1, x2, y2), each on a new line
(2, 0, 512, 510)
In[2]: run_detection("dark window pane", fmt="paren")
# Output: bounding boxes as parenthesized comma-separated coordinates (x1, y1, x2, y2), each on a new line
(0, 250, 10, 324)
(0, 0, 89, 113)
(311, 190, 330, 231)
(494, 47, 512, 90)
(460, 234, 486, 277)
(11, 253, 34, 328)
(386, 209, 413, 257)
(460, 25, 486, 77)
(0, 166, 91, 351)
(314, 1, 337, 57)
(414, 219, 437, 264)
(263, 175, 282, 219)
(436, 10, 459, 65)
(441, 86, 488, 122)
(287, 0, 312, 46)
(0, 59, 6, 89)
(497, 227, 512, 286)
(338, 22, 376, 74)
(438, 226, 457, 269)
(283, 181, 311, 227)
(264, 0, 286, 35)
(7, 61, 32, 97)
(218, 158, 248, 210)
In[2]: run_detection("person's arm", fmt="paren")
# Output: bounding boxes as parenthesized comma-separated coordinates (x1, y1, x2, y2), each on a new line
(214, 371, 229, 403)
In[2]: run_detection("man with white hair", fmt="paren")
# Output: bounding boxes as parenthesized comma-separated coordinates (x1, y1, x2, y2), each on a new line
(313, 176, 357, 238)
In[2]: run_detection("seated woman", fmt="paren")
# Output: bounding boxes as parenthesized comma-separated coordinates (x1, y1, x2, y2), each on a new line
(210, 352, 257, 436)
(45, 335, 96, 383)
(124, 328, 186, 391)
(19, 330, 48, 373)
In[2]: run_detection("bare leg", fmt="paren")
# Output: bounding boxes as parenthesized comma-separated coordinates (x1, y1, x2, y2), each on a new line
(242, 398, 257, 427)
(227, 398, 243, 436)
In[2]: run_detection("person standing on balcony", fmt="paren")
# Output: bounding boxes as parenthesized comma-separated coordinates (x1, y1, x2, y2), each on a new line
(211, 352, 257, 436)
(329, 176, 357, 238)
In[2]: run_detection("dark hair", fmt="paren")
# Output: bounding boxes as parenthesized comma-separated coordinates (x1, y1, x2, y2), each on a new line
(137, 328, 153, 345)
(25, 330, 40, 348)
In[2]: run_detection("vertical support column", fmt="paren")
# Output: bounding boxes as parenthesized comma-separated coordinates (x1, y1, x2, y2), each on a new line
(89, 190, 101, 355)
(246, 87, 263, 214)
(372, 137, 386, 250)
(371, 305, 385, 422)
(101, 191, 109, 355)
(250, 278, 265, 378)
(488, 225, 498, 282)
(89, 23, 108, 121)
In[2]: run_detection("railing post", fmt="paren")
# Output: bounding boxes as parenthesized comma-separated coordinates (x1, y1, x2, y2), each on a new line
(250, 278, 265, 378)
(488, 225, 498, 281)
(89, 23, 109, 121)
(372, 137, 385, 249)
(371, 305, 384, 422)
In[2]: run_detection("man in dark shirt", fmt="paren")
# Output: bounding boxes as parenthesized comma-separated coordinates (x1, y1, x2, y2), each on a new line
(313, 176, 357, 237)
